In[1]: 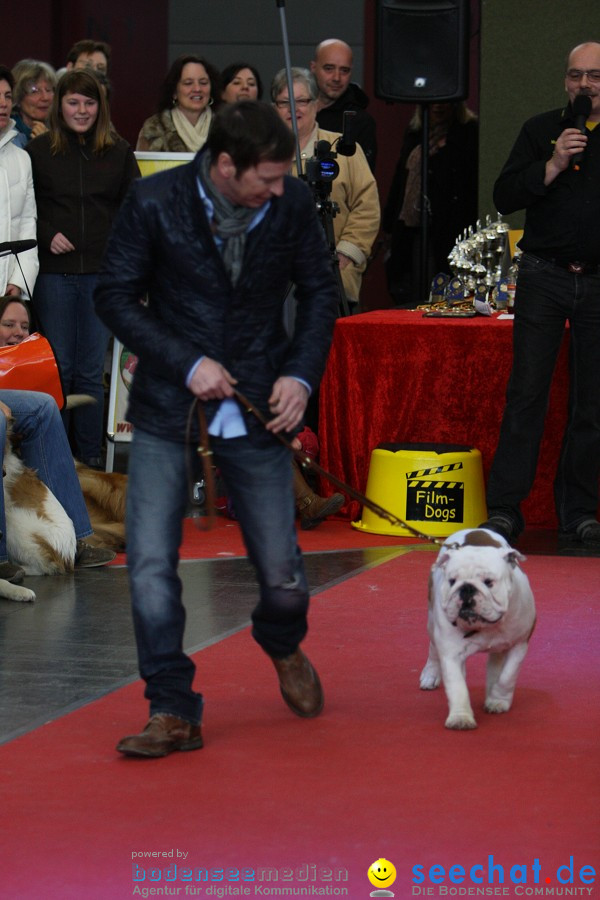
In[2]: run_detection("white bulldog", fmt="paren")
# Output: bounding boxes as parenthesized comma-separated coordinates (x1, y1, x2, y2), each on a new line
(420, 527, 536, 730)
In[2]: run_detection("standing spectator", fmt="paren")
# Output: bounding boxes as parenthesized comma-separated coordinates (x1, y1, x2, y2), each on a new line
(383, 102, 478, 307)
(27, 69, 139, 468)
(136, 55, 220, 153)
(65, 39, 111, 76)
(481, 41, 600, 548)
(272, 67, 380, 306)
(310, 39, 377, 172)
(0, 65, 38, 296)
(11, 60, 56, 146)
(220, 63, 263, 103)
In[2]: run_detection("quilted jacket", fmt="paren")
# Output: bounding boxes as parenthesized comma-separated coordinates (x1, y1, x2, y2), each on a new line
(94, 149, 339, 444)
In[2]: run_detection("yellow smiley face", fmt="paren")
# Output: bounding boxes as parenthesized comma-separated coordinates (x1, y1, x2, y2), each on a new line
(368, 858, 397, 888)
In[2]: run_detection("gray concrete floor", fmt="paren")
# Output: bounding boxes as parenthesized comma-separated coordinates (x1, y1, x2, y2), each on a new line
(0, 545, 402, 745)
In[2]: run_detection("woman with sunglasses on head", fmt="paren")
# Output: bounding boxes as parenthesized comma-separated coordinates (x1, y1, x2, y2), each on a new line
(136, 55, 220, 152)
(26, 69, 139, 469)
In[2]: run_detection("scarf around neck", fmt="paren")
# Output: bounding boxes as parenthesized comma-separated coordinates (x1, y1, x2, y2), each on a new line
(197, 150, 259, 286)
(172, 105, 212, 153)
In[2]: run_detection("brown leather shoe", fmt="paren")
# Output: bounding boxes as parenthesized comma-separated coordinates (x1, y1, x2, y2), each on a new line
(271, 649, 324, 718)
(116, 713, 203, 758)
(298, 492, 345, 530)
(292, 460, 344, 530)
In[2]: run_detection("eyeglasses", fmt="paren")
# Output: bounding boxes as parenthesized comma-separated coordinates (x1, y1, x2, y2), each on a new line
(566, 69, 600, 84)
(25, 84, 55, 96)
(274, 98, 313, 109)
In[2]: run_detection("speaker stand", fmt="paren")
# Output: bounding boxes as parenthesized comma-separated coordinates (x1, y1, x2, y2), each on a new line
(418, 103, 431, 304)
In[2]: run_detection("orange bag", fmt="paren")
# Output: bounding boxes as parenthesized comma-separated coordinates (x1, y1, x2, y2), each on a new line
(0, 333, 65, 409)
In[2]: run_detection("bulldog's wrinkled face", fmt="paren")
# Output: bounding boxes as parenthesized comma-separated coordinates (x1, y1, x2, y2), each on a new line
(437, 546, 519, 631)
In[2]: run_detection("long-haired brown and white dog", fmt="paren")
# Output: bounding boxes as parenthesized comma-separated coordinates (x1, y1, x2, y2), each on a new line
(3, 426, 77, 578)
(74, 462, 127, 552)
(2, 429, 127, 592)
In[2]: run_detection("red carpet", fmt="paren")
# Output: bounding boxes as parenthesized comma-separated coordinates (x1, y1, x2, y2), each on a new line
(1, 551, 598, 898)
(110, 515, 420, 564)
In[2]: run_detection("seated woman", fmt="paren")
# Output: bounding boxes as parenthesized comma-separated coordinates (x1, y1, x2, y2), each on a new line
(271, 67, 380, 307)
(11, 59, 57, 147)
(0, 296, 115, 579)
(220, 63, 263, 103)
(0, 295, 32, 344)
(136, 55, 220, 152)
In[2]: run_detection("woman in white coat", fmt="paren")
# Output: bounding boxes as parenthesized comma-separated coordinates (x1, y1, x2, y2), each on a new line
(0, 65, 38, 298)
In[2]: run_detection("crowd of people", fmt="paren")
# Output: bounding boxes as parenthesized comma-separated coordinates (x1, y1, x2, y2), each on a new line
(2, 37, 479, 322)
(0, 36, 387, 539)
(1, 33, 599, 754)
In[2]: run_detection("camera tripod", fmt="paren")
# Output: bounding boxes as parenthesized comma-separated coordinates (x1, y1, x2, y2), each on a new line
(276, 0, 351, 319)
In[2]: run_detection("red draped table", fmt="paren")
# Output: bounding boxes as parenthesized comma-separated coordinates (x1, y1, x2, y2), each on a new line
(318, 309, 579, 530)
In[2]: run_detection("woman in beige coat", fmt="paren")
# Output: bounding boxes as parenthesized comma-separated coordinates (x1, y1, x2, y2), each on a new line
(272, 67, 380, 305)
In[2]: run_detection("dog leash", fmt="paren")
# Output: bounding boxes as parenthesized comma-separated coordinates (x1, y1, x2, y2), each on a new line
(186, 399, 217, 530)
(192, 389, 443, 546)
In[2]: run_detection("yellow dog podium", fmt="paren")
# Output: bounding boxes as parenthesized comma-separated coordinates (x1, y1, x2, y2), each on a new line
(352, 443, 487, 538)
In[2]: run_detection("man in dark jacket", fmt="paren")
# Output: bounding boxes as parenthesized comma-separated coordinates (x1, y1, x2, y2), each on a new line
(95, 102, 339, 758)
(481, 42, 600, 548)
(311, 39, 377, 172)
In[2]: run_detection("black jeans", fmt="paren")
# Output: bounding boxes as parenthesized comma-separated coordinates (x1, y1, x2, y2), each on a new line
(486, 253, 600, 533)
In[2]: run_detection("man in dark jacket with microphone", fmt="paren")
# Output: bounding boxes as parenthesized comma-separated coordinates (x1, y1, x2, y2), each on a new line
(95, 102, 338, 758)
(481, 41, 600, 548)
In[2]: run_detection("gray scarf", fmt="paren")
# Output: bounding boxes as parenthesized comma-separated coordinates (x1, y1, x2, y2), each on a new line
(198, 150, 258, 286)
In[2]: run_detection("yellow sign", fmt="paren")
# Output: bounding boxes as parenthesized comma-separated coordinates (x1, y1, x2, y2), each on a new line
(134, 150, 194, 178)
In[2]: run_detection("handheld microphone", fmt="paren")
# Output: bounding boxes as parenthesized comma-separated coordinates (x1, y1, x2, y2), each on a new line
(336, 110, 356, 157)
(0, 239, 38, 256)
(571, 94, 592, 171)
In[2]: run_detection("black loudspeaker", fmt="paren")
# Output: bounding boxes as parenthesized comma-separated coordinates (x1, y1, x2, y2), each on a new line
(375, 0, 470, 102)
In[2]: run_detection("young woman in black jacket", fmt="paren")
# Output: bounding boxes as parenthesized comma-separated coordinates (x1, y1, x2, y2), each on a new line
(27, 69, 139, 467)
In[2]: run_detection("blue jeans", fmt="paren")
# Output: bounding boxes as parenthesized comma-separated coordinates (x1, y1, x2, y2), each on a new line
(486, 253, 600, 532)
(0, 390, 92, 561)
(126, 428, 310, 725)
(33, 273, 110, 464)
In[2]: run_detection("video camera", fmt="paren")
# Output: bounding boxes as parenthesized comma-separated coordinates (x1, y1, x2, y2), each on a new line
(303, 139, 340, 205)
(298, 114, 357, 317)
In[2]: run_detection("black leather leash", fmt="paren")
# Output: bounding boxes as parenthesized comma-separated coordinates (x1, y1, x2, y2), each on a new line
(236, 390, 444, 545)
(186, 398, 217, 530)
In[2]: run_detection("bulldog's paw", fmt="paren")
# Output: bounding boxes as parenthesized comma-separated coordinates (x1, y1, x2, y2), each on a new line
(445, 711, 477, 730)
(484, 698, 511, 714)
(419, 663, 441, 690)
